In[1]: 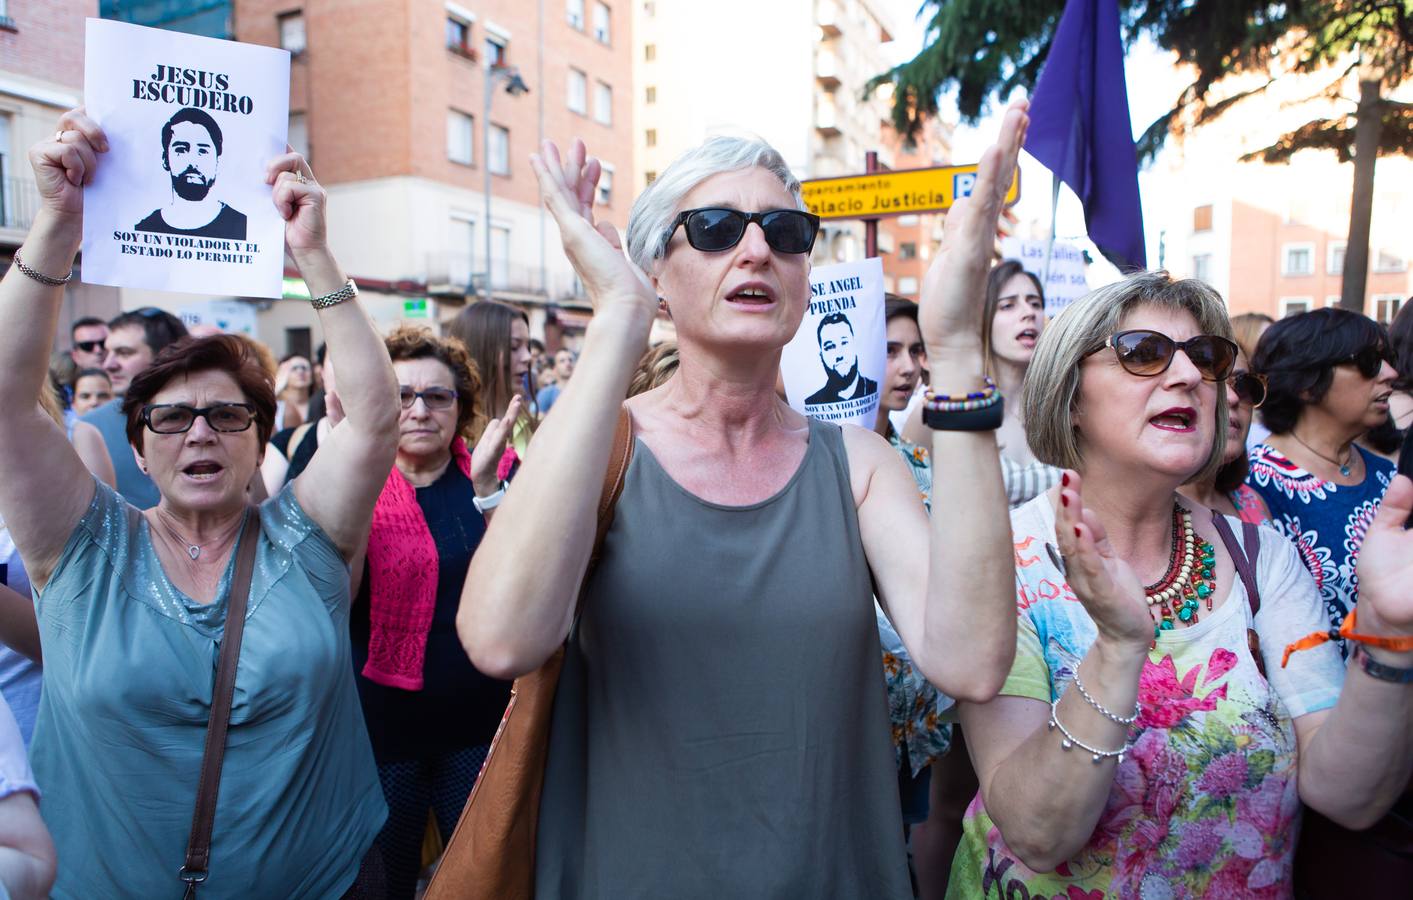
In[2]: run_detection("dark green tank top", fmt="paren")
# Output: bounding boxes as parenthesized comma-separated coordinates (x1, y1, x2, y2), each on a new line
(535, 418, 911, 899)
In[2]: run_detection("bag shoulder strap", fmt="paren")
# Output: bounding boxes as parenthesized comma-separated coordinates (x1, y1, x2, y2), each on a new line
(180, 509, 262, 898)
(1210, 509, 1262, 616)
(590, 405, 634, 568)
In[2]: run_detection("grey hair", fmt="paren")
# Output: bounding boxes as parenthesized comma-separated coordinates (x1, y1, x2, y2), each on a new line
(625, 135, 805, 274)
(1022, 271, 1234, 484)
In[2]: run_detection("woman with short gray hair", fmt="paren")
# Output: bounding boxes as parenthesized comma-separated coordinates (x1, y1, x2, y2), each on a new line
(457, 106, 1032, 896)
(947, 272, 1413, 898)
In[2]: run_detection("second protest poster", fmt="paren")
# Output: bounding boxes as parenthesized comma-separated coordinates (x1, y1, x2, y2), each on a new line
(81, 18, 290, 299)
(780, 257, 885, 429)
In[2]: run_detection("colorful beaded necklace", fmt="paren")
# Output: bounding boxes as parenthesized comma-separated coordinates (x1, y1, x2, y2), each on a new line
(1145, 504, 1216, 638)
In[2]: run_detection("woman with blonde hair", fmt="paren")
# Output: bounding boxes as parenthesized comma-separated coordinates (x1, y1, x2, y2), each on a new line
(949, 273, 1413, 898)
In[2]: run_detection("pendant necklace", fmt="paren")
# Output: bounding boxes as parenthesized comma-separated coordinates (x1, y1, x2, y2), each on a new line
(155, 510, 241, 561)
(1288, 431, 1353, 478)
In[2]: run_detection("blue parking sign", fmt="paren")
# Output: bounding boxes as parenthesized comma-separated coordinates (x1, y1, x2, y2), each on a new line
(953, 172, 977, 199)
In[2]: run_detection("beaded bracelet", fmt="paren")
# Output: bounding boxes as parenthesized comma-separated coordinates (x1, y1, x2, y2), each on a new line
(924, 391, 1002, 413)
(924, 376, 996, 407)
(1049, 698, 1131, 764)
(1071, 671, 1140, 726)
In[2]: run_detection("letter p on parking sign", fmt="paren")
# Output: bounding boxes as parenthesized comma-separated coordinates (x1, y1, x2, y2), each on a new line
(952, 172, 976, 200)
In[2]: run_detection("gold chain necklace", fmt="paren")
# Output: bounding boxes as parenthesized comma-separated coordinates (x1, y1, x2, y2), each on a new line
(1287, 430, 1354, 478)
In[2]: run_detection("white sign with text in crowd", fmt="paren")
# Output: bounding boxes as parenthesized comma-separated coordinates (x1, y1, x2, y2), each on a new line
(780, 257, 886, 429)
(81, 18, 290, 299)
(1001, 238, 1090, 315)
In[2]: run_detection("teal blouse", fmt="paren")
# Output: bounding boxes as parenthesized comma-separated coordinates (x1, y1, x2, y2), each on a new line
(31, 479, 386, 899)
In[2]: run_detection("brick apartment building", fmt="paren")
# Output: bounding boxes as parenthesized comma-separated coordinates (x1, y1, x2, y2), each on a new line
(103, 0, 634, 353)
(1, 0, 121, 332)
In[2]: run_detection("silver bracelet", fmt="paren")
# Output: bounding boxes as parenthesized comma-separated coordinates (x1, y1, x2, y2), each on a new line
(12, 250, 73, 286)
(1071, 671, 1140, 726)
(310, 278, 358, 310)
(1048, 698, 1130, 764)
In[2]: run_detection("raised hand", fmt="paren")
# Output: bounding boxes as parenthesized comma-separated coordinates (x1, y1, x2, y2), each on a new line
(265, 149, 326, 253)
(1054, 471, 1154, 650)
(918, 99, 1027, 360)
(30, 108, 108, 219)
(530, 139, 653, 314)
(470, 395, 523, 496)
(1353, 475, 1413, 639)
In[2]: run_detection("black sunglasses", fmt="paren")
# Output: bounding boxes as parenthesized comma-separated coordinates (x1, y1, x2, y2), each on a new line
(666, 207, 821, 256)
(74, 340, 106, 353)
(1229, 371, 1268, 408)
(399, 387, 458, 410)
(1087, 329, 1238, 382)
(1340, 345, 1392, 379)
(142, 402, 256, 434)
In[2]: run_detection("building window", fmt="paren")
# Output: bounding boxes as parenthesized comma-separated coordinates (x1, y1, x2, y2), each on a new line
(489, 124, 510, 175)
(1279, 297, 1312, 318)
(447, 110, 474, 165)
(485, 35, 507, 67)
(1192, 204, 1212, 232)
(446, 16, 474, 57)
(449, 214, 476, 286)
(567, 0, 585, 29)
(1192, 253, 1211, 283)
(1327, 241, 1346, 275)
(1374, 248, 1407, 273)
(567, 68, 587, 114)
(898, 242, 917, 260)
(644, 170, 657, 186)
(592, 2, 610, 42)
(278, 11, 306, 54)
(644, 43, 656, 61)
(594, 81, 612, 125)
(1375, 295, 1404, 324)
(645, 85, 656, 104)
(1282, 243, 1314, 276)
(898, 276, 919, 295)
(645, 128, 657, 147)
(288, 112, 309, 159)
(597, 163, 614, 206)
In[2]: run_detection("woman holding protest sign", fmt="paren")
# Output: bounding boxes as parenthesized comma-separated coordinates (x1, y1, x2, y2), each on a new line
(455, 102, 1031, 895)
(0, 110, 395, 899)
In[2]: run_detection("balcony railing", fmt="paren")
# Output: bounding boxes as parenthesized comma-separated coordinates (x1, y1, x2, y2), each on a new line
(424, 252, 588, 303)
(0, 176, 41, 233)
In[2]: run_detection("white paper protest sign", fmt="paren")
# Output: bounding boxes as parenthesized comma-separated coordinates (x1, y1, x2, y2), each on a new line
(781, 257, 885, 428)
(81, 18, 290, 299)
(1000, 238, 1090, 315)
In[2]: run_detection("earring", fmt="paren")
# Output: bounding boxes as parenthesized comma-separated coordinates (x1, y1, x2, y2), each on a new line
(658, 297, 669, 314)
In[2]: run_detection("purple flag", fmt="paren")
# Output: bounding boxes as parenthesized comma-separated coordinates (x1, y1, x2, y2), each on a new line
(1025, 0, 1146, 271)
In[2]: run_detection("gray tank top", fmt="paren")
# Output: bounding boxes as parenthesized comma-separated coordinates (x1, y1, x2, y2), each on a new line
(535, 418, 911, 899)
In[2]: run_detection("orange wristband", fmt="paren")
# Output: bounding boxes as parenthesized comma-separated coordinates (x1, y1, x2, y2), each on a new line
(1281, 606, 1413, 668)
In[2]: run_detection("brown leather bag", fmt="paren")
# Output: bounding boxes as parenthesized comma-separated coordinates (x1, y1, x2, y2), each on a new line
(424, 407, 634, 900)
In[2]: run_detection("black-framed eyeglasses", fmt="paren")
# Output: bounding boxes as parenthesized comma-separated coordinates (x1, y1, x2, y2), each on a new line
(1229, 371, 1268, 408)
(399, 387, 458, 410)
(665, 207, 821, 256)
(1340, 344, 1392, 379)
(74, 340, 106, 353)
(141, 402, 257, 434)
(1086, 329, 1238, 382)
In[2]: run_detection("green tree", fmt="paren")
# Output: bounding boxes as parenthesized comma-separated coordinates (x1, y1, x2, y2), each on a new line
(874, 0, 1413, 309)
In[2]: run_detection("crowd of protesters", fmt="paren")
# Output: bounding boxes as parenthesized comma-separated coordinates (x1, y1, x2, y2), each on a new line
(1, 95, 1412, 900)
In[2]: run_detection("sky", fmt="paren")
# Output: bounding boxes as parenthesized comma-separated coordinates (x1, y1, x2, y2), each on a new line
(880, 0, 1181, 286)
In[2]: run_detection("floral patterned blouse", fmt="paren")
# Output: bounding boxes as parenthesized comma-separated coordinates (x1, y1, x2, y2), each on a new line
(1246, 443, 1395, 652)
(876, 429, 951, 775)
(947, 496, 1344, 900)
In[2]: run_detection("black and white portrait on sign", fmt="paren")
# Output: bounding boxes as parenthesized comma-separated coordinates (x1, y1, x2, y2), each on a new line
(134, 108, 247, 239)
(780, 258, 885, 427)
(805, 312, 878, 405)
(82, 18, 290, 299)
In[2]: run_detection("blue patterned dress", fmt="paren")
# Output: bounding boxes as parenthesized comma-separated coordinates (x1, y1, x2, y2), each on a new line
(1245, 443, 1395, 653)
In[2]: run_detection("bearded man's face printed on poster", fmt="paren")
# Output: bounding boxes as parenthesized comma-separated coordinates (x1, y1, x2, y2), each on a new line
(164, 120, 221, 200)
(818, 319, 859, 387)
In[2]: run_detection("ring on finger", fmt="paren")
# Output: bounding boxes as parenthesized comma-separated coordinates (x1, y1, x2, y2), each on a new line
(293, 171, 310, 184)
(54, 130, 67, 143)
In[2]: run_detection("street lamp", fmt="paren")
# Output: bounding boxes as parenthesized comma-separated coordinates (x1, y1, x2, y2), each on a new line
(483, 64, 530, 300)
